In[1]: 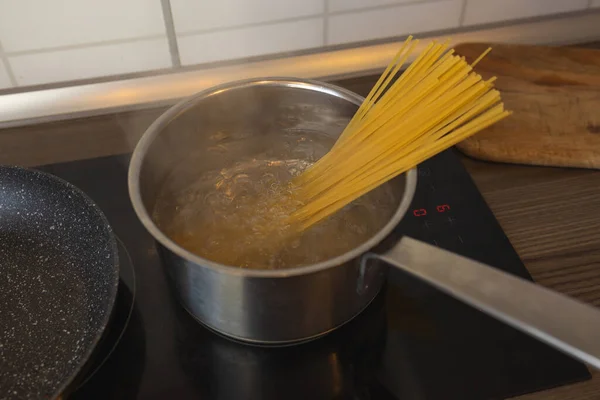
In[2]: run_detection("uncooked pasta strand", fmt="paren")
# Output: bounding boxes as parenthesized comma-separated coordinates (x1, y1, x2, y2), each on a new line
(288, 37, 511, 230)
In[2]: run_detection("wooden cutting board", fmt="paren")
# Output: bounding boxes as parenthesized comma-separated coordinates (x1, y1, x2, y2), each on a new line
(454, 42, 600, 169)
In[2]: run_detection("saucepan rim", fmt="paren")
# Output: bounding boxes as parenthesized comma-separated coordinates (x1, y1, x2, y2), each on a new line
(128, 77, 417, 278)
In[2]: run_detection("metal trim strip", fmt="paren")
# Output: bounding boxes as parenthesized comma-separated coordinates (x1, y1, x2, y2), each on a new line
(1, 12, 600, 128)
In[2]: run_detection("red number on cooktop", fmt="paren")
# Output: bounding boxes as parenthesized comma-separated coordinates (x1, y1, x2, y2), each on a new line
(436, 204, 451, 212)
(413, 208, 427, 217)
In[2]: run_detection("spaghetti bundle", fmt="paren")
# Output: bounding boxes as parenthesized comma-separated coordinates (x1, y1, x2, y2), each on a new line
(289, 36, 511, 230)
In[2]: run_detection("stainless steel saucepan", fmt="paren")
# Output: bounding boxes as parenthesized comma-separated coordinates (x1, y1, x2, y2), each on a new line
(128, 78, 600, 369)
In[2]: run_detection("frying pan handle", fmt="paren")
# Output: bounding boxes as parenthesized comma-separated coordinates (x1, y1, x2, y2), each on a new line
(364, 236, 600, 370)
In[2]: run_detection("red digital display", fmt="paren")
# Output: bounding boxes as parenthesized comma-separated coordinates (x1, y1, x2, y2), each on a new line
(436, 204, 451, 212)
(413, 208, 427, 217)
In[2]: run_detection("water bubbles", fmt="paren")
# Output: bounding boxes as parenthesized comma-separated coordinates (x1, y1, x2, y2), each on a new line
(153, 131, 396, 270)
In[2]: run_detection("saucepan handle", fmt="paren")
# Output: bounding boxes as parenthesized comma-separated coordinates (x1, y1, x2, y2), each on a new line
(364, 236, 600, 370)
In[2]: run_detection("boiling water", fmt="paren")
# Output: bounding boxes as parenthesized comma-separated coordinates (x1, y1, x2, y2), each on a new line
(153, 131, 397, 270)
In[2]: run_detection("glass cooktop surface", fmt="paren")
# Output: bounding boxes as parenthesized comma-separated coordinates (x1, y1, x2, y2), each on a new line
(37, 149, 590, 400)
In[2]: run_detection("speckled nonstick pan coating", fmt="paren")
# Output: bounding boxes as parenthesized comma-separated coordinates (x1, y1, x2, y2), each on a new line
(0, 166, 119, 400)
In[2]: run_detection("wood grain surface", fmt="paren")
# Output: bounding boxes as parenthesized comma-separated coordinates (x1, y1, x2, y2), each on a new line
(2, 54, 600, 399)
(454, 42, 600, 170)
(461, 157, 600, 400)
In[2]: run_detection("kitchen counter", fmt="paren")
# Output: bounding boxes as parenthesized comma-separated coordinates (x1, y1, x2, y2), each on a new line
(2, 72, 600, 400)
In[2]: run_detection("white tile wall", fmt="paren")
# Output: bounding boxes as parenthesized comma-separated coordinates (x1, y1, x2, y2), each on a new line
(178, 18, 323, 66)
(170, 0, 324, 33)
(328, 0, 462, 45)
(328, 0, 427, 13)
(463, 0, 589, 26)
(9, 39, 171, 86)
(0, 60, 12, 89)
(0, 0, 166, 52)
(0, 0, 596, 89)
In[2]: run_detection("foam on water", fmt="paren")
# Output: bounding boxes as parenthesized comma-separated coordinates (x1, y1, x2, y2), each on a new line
(153, 132, 395, 270)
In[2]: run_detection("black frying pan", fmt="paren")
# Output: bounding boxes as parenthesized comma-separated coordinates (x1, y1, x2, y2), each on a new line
(0, 166, 119, 399)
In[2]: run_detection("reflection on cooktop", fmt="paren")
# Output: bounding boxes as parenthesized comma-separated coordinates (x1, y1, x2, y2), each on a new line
(175, 288, 387, 399)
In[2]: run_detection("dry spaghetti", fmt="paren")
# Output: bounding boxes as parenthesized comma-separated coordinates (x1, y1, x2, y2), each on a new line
(289, 36, 511, 230)
(155, 35, 511, 270)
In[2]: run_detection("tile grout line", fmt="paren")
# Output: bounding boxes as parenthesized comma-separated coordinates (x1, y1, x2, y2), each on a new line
(327, 0, 449, 17)
(0, 40, 18, 86)
(1, 0, 486, 61)
(459, 0, 468, 26)
(178, 0, 450, 38)
(6, 35, 166, 57)
(160, 0, 181, 68)
(2, 1, 594, 61)
(323, 0, 329, 46)
(178, 14, 324, 37)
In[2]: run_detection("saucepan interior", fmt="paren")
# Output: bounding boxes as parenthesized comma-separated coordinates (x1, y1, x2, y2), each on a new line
(129, 78, 416, 276)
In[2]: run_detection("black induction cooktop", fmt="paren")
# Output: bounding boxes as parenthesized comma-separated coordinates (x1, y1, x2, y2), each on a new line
(38, 149, 590, 400)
